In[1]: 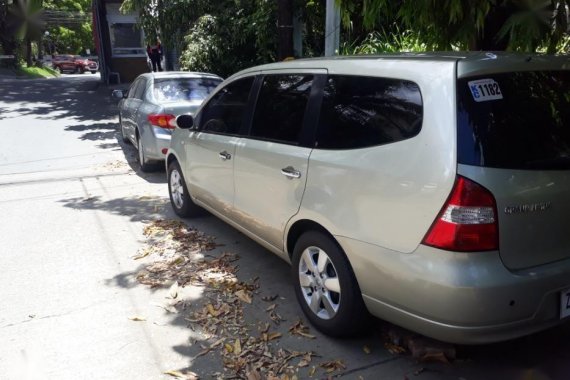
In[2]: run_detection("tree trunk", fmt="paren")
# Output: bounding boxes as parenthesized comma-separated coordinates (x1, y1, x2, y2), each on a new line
(277, 0, 294, 60)
(26, 37, 33, 67)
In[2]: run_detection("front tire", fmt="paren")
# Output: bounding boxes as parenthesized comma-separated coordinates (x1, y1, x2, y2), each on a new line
(168, 161, 202, 217)
(292, 231, 369, 337)
(119, 116, 129, 143)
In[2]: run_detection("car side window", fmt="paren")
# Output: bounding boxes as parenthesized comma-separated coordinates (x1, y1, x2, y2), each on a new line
(127, 79, 141, 99)
(316, 75, 423, 149)
(199, 77, 254, 135)
(250, 74, 313, 145)
(133, 79, 147, 100)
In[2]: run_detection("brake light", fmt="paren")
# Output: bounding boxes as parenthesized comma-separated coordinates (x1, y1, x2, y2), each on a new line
(422, 176, 498, 252)
(148, 114, 176, 129)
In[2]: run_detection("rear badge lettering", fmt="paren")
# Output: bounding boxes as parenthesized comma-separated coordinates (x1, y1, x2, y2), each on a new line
(504, 202, 551, 215)
(468, 79, 503, 102)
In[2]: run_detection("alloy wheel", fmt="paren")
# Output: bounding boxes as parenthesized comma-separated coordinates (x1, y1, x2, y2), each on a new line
(170, 169, 185, 209)
(298, 246, 341, 320)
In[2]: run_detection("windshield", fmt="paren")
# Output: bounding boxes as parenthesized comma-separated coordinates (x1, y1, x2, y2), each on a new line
(457, 71, 570, 170)
(153, 78, 222, 102)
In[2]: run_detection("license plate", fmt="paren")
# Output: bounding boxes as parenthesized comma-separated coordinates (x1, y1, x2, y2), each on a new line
(561, 288, 570, 319)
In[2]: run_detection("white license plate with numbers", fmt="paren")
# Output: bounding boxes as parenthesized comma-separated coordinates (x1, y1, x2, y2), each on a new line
(561, 288, 570, 319)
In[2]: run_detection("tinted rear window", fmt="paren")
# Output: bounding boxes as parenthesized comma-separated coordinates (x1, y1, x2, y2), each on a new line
(457, 71, 570, 169)
(153, 78, 221, 102)
(316, 75, 423, 149)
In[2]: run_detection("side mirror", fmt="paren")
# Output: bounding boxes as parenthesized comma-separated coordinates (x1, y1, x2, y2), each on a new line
(111, 89, 125, 99)
(176, 114, 195, 130)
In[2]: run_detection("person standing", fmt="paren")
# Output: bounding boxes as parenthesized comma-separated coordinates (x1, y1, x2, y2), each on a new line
(147, 37, 163, 72)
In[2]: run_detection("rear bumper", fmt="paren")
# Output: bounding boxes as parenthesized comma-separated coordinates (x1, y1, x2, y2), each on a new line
(338, 237, 570, 344)
(141, 126, 171, 161)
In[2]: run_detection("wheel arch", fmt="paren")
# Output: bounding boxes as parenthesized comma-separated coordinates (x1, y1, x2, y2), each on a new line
(286, 219, 339, 259)
(166, 151, 180, 169)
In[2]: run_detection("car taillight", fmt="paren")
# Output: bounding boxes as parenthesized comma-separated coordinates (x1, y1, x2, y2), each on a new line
(422, 176, 498, 252)
(148, 114, 176, 129)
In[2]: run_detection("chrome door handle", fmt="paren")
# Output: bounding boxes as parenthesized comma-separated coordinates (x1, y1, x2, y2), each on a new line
(281, 166, 301, 179)
(219, 151, 231, 161)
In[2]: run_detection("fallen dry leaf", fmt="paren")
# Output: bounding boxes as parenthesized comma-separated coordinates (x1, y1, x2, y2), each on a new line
(235, 289, 252, 304)
(262, 294, 279, 302)
(384, 342, 406, 355)
(308, 366, 316, 377)
(234, 339, 242, 355)
(363, 345, 371, 354)
(128, 316, 146, 321)
(169, 281, 179, 299)
(319, 359, 346, 373)
(163, 370, 199, 379)
(420, 351, 450, 364)
(288, 320, 316, 339)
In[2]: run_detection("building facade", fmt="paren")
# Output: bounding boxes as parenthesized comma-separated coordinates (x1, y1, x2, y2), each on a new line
(92, 0, 148, 84)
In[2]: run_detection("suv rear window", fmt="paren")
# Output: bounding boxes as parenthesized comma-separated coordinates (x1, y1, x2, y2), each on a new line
(457, 71, 570, 170)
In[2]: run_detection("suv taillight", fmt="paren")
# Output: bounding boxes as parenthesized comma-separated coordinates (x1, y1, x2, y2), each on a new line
(148, 114, 176, 129)
(422, 176, 498, 252)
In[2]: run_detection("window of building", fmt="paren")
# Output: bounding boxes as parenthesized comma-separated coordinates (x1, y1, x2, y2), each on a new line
(106, 4, 145, 57)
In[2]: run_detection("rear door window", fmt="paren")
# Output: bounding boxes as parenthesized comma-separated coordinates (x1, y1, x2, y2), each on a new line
(199, 76, 254, 135)
(316, 75, 423, 149)
(457, 71, 570, 169)
(249, 74, 314, 146)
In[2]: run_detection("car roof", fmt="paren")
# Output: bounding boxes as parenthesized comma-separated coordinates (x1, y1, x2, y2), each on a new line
(139, 71, 223, 81)
(229, 52, 570, 79)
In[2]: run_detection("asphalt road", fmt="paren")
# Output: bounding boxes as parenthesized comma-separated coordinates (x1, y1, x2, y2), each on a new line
(0, 73, 569, 380)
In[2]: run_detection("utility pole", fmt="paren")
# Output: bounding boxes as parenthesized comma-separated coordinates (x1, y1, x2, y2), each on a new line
(277, 0, 293, 60)
(324, 0, 340, 56)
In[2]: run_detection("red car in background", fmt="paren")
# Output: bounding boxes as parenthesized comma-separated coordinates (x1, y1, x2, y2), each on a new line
(52, 55, 98, 74)
(73, 56, 98, 74)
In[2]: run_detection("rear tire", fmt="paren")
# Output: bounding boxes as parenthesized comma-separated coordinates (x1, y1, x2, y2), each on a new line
(168, 161, 202, 217)
(292, 231, 370, 337)
(136, 132, 154, 172)
(90, 71, 96, 74)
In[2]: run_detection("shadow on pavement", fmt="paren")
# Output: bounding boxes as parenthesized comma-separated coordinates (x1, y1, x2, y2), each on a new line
(0, 76, 116, 122)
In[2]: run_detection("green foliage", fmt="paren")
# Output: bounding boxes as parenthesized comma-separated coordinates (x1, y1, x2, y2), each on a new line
(43, 0, 93, 54)
(340, 25, 429, 55)
(17, 64, 59, 78)
(337, 0, 570, 52)
(179, 0, 277, 78)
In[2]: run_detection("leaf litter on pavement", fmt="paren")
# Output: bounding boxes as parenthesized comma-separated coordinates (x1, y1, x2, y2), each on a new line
(135, 219, 455, 379)
(134, 219, 348, 379)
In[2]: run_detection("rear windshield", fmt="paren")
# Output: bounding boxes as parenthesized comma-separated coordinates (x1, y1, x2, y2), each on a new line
(153, 78, 222, 102)
(457, 71, 570, 170)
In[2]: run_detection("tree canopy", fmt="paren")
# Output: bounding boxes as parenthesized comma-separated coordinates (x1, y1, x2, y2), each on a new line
(338, 0, 569, 53)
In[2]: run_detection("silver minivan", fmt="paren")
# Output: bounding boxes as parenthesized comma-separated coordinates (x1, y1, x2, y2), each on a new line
(166, 53, 570, 344)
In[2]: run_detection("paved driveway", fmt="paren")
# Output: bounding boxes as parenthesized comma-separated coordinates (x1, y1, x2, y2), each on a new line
(0, 74, 569, 380)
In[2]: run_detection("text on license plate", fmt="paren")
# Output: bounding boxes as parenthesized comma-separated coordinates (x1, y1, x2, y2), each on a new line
(561, 288, 570, 319)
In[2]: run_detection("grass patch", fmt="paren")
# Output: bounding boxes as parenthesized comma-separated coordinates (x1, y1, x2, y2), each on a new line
(16, 65, 59, 78)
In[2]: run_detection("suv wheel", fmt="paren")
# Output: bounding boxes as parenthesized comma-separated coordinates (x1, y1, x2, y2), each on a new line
(136, 133, 153, 172)
(292, 231, 369, 337)
(168, 161, 202, 217)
